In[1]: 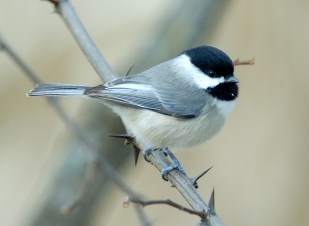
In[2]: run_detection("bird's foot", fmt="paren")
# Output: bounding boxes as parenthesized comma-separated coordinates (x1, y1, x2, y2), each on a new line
(144, 147, 186, 181)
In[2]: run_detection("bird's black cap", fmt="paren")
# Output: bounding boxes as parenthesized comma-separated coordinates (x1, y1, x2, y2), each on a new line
(182, 46, 234, 78)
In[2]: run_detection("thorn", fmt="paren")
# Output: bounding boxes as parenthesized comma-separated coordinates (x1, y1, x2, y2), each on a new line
(132, 145, 140, 166)
(110, 134, 141, 165)
(125, 64, 134, 76)
(191, 166, 213, 189)
(109, 134, 135, 144)
(109, 134, 135, 146)
(208, 188, 215, 215)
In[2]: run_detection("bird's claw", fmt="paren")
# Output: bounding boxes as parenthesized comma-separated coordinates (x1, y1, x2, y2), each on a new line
(143, 147, 156, 163)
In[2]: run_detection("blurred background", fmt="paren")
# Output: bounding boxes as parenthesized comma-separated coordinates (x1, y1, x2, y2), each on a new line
(0, 0, 309, 225)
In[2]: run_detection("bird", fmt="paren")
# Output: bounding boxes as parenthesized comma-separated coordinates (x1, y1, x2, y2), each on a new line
(28, 45, 239, 177)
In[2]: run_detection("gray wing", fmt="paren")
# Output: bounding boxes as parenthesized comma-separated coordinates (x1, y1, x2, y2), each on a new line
(85, 73, 213, 118)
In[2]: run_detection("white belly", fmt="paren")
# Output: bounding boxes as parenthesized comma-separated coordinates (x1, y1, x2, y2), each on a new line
(112, 100, 235, 150)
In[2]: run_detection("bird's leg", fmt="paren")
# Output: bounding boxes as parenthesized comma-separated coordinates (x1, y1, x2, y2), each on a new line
(144, 147, 186, 181)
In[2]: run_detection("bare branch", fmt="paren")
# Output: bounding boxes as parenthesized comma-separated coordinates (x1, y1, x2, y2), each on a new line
(47, 0, 118, 82)
(208, 189, 216, 215)
(125, 197, 208, 219)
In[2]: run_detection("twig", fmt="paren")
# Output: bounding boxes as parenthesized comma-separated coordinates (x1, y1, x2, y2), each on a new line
(125, 197, 208, 219)
(233, 57, 255, 66)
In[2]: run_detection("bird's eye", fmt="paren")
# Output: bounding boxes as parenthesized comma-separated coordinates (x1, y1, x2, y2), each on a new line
(207, 70, 216, 77)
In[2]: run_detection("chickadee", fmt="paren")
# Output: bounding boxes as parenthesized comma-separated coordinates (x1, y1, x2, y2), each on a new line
(28, 46, 238, 175)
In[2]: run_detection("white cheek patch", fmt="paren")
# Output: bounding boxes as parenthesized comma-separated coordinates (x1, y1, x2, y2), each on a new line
(173, 55, 224, 89)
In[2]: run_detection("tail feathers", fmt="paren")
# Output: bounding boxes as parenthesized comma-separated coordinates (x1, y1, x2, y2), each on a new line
(28, 84, 90, 97)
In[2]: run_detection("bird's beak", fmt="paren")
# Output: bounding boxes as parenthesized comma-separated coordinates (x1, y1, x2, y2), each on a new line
(225, 75, 239, 83)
